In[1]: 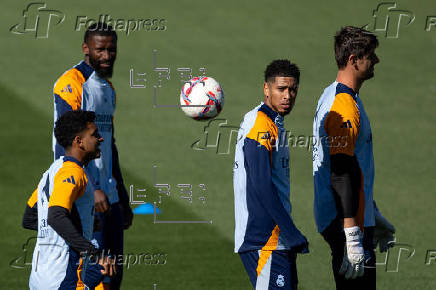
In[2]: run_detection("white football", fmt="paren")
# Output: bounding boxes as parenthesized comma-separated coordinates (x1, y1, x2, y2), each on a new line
(180, 76, 224, 120)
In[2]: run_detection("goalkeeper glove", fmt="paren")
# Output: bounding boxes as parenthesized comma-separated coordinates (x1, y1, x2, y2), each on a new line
(374, 203, 396, 253)
(339, 226, 365, 279)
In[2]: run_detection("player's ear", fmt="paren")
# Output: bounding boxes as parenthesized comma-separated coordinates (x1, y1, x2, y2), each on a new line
(73, 135, 82, 147)
(349, 54, 358, 65)
(82, 42, 89, 55)
(263, 82, 269, 98)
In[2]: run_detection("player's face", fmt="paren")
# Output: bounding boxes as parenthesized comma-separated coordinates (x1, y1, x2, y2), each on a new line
(264, 76, 298, 116)
(84, 35, 117, 78)
(356, 48, 379, 80)
(79, 122, 104, 162)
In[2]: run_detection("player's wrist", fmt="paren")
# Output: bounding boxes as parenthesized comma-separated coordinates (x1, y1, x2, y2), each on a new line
(343, 217, 358, 228)
(344, 226, 362, 243)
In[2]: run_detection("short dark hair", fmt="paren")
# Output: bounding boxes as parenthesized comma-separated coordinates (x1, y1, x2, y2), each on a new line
(334, 26, 379, 69)
(54, 110, 96, 149)
(264, 59, 300, 83)
(84, 22, 117, 44)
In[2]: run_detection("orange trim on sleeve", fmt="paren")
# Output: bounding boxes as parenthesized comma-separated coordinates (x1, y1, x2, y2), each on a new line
(27, 188, 38, 208)
(325, 93, 360, 156)
(53, 68, 86, 110)
(48, 162, 87, 211)
(246, 111, 278, 152)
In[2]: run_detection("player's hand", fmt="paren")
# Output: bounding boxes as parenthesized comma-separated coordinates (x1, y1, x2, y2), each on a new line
(94, 189, 109, 213)
(339, 226, 364, 279)
(374, 211, 395, 253)
(120, 203, 134, 229)
(99, 256, 117, 277)
(81, 254, 105, 288)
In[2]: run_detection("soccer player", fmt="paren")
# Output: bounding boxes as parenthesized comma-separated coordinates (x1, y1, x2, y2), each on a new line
(24, 22, 132, 289)
(233, 60, 309, 290)
(27, 110, 115, 289)
(312, 26, 396, 289)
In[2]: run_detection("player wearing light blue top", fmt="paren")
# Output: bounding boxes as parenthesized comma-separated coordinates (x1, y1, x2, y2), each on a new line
(77, 69, 119, 235)
(312, 26, 395, 289)
(77, 23, 130, 289)
(313, 80, 376, 234)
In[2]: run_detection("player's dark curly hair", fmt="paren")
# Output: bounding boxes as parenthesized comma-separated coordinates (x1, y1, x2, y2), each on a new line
(334, 26, 379, 69)
(264, 59, 300, 84)
(84, 22, 118, 43)
(54, 110, 96, 149)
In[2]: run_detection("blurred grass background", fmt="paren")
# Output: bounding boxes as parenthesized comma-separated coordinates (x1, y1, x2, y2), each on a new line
(0, 0, 435, 289)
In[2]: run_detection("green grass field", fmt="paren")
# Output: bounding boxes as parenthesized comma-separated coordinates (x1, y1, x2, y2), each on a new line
(1, 0, 435, 289)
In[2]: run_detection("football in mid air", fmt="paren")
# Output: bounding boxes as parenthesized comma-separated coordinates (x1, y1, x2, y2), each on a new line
(180, 76, 224, 120)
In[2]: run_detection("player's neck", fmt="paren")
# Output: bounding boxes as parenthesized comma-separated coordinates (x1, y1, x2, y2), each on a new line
(336, 70, 363, 94)
(64, 149, 87, 166)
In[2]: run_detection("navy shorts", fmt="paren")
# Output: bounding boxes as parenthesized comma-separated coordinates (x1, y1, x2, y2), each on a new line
(239, 250, 298, 290)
